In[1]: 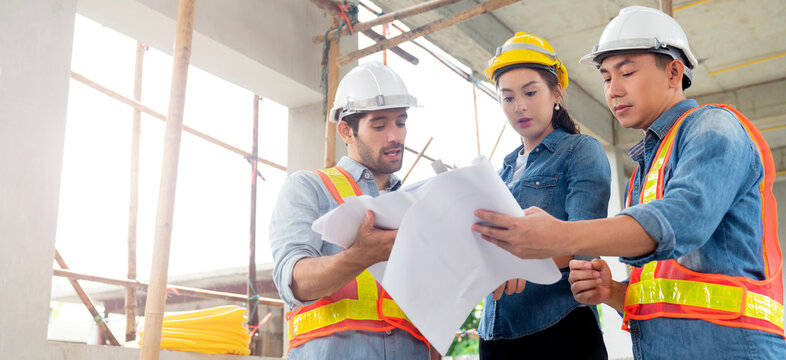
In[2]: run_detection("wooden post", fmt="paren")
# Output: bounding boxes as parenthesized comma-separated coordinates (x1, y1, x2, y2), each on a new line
(139, 0, 196, 359)
(488, 121, 507, 161)
(382, 23, 388, 65)
(472, 83, 480, 155)
(248, 94, 261, 355)
(126, 41, 145, 343)
(402, 137, 434, 183)
(660, 0, 673, 16)
(336, 0, 520, 66)
(314, 0, 463, 43)
(325, 18, 340, 168)
(54, 250, 120, 346)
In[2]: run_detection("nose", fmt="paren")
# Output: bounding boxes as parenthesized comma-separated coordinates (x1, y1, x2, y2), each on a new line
(387, 125, 404, 144)
(607, 76, 624, 99)
(517, 96, 527, 113)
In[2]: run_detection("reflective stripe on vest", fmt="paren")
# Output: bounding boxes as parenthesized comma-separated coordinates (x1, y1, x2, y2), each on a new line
(623, 104, 785, 338)
(286, 166, 427, 350)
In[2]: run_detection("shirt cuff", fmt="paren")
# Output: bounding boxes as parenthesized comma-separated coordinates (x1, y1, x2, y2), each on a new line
(617, 204, 676, 267)
(278, 251, 320, 309)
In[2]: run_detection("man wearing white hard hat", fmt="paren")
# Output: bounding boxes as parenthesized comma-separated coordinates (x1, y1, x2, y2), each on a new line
(471, 6, 786, 358)
(270, 62, 436, 359)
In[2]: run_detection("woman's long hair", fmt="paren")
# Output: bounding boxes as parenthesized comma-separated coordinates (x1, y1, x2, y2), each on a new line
(532, 68, 580, 135)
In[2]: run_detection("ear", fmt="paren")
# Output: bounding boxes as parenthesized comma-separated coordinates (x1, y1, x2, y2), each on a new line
(552, 86, 564, 105)
(337, 120, 355, 145)
(666, 59, 685, 90)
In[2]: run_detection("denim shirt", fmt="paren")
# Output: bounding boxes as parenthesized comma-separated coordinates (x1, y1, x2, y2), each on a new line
(618, 99, 786, 358)
(270, 156, 428, 360)
(478, 128, 611, 340)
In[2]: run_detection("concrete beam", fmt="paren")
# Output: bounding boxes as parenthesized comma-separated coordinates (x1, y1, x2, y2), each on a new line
(564, 81, 615, 147)
(77, 0, 357, 109)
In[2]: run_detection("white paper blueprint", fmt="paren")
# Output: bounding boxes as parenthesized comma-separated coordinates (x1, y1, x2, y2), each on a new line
(311, 156, 561, 354)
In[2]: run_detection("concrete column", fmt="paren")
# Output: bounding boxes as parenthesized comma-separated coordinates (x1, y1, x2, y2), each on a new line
(0, 0, 77, 358)
(287, 101, 348, 173)
(600, 145, 634, 359)
(772, 180, 786, 306)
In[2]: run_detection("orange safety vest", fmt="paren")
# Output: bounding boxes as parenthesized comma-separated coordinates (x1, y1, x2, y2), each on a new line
(285, 166, 428, 350)
(622, 104, 784, 337)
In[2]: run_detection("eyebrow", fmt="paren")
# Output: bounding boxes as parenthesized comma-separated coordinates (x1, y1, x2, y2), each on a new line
(500, 80, 538, 92)
(370, 112, 408, 122)
(600, 58, 635, 74)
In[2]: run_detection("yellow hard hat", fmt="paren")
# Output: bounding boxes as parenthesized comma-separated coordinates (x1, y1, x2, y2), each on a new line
(484, 32, 569, 90)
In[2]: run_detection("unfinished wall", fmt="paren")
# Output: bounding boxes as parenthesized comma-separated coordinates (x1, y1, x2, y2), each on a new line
(0, 0, 77, 358)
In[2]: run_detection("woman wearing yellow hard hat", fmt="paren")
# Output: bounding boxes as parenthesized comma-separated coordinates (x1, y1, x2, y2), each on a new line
(477, 32, 610, 359)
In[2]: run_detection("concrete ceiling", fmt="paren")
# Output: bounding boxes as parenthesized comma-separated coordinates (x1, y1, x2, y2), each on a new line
(372, 0, 786, 173)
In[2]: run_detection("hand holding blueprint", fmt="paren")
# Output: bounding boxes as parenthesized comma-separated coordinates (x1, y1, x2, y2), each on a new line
(311, 156, 561, 354)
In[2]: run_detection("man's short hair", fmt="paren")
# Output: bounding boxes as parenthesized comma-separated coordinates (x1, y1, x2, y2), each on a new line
(341, 112, 364, 136)
(652, 53, 685, 90)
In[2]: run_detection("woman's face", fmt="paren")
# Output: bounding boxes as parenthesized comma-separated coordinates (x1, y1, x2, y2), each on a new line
(497, 67, 560, 148)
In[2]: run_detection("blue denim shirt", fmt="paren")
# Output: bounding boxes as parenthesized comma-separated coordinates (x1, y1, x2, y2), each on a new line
(619, 99, 786, 358)
(270, 156, 428, 360)
(478, 128, 611, 340)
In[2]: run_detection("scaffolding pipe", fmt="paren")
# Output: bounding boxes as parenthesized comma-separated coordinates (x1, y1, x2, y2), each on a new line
(325, 18, 341, 168)
(69, 71, 286, 172)
(314, 0, 463, 43)
(140, 0, 196, 358)
(54, 250, 120, 346)
(336, 0, 520, 67)
(248, 94, 261, 355)
(52, 268, 285, 306)
(126, 41, 145, 343)
(402, 137, 434, 183)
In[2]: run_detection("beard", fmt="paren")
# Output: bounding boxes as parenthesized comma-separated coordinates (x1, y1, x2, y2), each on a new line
(355, 136, 404, 175)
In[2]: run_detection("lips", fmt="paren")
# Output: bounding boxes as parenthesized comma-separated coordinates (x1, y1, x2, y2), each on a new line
(517, 117, 533, 127)
(614, 104, 632, 115)
(382, 146, 403, 160)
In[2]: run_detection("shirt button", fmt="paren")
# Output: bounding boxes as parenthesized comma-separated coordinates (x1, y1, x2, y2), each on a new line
(535, 148, 540, 152)
(385, 330, 392, 336)
(363, 173, 371, 179)
(535, 181, 540, 186)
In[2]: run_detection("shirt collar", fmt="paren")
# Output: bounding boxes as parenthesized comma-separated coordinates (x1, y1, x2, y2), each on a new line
(627, 99, 698, 160)
(502, 128, 569, 167)
(335, 156, 402, 191)
(646, 99, 698, 140)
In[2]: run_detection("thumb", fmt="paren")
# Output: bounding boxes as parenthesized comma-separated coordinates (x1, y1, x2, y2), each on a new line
(362, 210, 375, 228)
(522, 206, 541, 216)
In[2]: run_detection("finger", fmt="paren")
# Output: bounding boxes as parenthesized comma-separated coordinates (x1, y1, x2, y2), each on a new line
(474, 209, 515, 229)
(568, 269, 600, 283)
(492, 283, 505, 300)
(570, 278, 602, 294)
(480, 234, 513, 253)
(514, 279, 526, 293)
(505, 280, 516, 295)
(569, 259, 592, 270)
(522, 206, 542, 216)
(590, 258, 607, 271)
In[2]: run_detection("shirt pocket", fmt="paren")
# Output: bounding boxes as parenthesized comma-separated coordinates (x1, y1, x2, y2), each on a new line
(515, 174, 559, 211)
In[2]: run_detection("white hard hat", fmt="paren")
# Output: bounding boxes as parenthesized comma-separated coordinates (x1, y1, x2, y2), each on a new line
(329, 61, 417, 123)
(579, 6, 697, 88)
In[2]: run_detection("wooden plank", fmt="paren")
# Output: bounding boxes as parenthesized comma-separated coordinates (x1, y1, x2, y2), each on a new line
(360, 28, 418, 65)
(660, 0, 673, 16)
(314, 0, 463, 43)
(140, 0, 196, 358)
(248, 94, 261, 355)
(54, 250, 120, 346)
(336, 0, 520, 67)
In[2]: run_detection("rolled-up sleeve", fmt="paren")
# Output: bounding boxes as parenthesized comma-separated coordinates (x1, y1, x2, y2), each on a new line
(270, 171, 327, 308)
(566, 136, 612, 261)
(619, 107, 760, 267)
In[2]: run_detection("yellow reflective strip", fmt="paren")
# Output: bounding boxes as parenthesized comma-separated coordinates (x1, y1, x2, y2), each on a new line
(356, 270, 378, 300)
(642, 133, 678, 204)
(321, 168, 358, 200)
(626, 278, 785, 329)
(641, 261, 658, 281)
(290, 298, 380, 336)
(382, 298, 408, 321)
(745, 291, 785, 329)
(626, 278, 743, 313)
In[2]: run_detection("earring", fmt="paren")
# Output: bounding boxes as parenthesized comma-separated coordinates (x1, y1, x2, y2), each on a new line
(554, 103, 560, 111)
